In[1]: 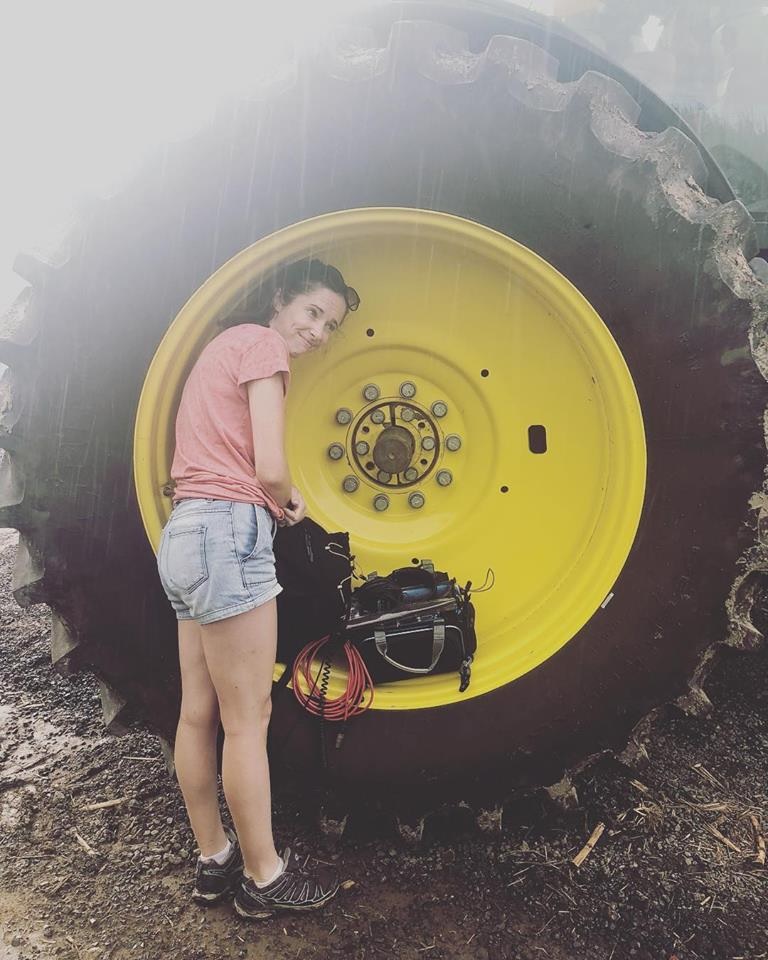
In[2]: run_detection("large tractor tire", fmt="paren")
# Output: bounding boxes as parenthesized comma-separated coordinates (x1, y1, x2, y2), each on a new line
(3, 10, 767, 809)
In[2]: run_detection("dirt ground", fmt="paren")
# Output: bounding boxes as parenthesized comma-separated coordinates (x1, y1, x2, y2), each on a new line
(1, 530, 767, 960)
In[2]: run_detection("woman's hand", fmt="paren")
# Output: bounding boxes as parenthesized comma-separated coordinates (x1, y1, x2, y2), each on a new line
(282, 485, 307, 526)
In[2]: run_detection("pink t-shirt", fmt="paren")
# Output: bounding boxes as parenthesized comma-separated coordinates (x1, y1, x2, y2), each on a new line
(171, 324, 291, 518)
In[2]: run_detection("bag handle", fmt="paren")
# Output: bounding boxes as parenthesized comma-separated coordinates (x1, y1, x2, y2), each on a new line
(373, 621, 445, 674)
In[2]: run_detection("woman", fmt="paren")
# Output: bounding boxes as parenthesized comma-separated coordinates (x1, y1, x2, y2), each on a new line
(157, 258, 360, 919)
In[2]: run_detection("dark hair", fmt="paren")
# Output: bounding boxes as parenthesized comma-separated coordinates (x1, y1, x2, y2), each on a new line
(222, 257, 360, 329)
(276, 258, 360, 313)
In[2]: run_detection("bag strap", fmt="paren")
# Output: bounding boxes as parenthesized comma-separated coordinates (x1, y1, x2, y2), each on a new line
(373, 620, 446, 674)
(275, 661, 292, 692)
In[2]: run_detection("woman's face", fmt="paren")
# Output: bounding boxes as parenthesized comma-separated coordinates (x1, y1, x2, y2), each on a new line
(269, 285, 347, 357)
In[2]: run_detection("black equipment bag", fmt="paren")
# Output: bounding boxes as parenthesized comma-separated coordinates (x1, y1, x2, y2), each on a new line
(274, 519, 352, 665)
(344, 565, 476, 691)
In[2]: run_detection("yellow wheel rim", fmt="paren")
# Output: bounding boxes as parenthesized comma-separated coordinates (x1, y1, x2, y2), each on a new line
(134, 208, 646, 709)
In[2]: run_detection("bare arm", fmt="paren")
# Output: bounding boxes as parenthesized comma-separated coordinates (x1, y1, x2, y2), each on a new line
(247, 374, 292, 507)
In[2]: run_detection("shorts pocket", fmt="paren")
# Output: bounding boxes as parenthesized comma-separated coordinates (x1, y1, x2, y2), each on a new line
(163, 526, 209, 593)
(232, 502, 263, 563)
(237, 505, 276, 590)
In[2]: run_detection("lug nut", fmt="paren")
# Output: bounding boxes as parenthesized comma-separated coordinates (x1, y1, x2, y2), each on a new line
(404, 467, 418, 482)
(377, 470, 391, 483)
(408, 492, 425, 509)
(355, 441, 370, 455)
(342, 475, 359, 493)
(370, 409, 385, 425)
(421, 437, 436, 451)
(436, 469, 453, 487)
(363, 383, 380, 402)
(431, 400, 448, 418)
(445, 434, 462, 452)
(335, 407, 353, 425)
(328, 443, 345, 461)
(399, 381, 417, 399)
(373, 494, 390, 512)
(401, 407, 415, 422)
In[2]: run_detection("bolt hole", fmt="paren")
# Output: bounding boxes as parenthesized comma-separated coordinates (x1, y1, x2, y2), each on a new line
(366, 461, 375, 470)
(420, 458, 428, 465)
(480, 369, 489, 378)
(366, 328, 375, 337)
(500, 485, 509, 494)
(418, 421, 426, 429)
(362, 426, 370, 434)
(411, 558, 419, 565)
(528, 425, 547, 454)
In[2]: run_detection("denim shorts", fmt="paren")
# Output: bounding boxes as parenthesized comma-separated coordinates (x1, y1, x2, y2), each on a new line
(157, 498, 281, 625)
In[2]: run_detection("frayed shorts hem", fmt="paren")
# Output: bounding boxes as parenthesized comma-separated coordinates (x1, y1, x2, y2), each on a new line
(175, 582, 283, 625)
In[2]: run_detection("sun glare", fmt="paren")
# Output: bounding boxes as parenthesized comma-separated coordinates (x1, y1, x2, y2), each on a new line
(0, 0, 371, 304)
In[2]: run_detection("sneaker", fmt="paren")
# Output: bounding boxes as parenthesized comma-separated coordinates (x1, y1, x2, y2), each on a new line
(192, 829, 244, 905)
(234, 848, 340, 919)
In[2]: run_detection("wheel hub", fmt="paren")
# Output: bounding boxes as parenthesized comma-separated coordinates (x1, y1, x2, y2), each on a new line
(372, 424, 414, 475)
(343, 400, 442, 492)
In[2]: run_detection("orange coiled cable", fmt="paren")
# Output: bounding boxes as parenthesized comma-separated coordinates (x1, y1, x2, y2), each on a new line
(291, 635, 374, 720)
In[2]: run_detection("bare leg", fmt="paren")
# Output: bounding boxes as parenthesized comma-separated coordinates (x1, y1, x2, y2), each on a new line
(201, 601, 282, 882)
(175, 619, 227, 857)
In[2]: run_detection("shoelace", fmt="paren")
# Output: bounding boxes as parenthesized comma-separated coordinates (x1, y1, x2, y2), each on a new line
(282, 849, 308, 874)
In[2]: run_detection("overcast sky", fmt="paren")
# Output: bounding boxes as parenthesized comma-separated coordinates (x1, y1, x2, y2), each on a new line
(0, 0, 357, 304)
